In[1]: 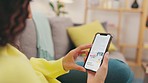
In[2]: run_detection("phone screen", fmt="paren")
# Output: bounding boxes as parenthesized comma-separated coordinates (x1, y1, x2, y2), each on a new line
(84, 33, 111, 72)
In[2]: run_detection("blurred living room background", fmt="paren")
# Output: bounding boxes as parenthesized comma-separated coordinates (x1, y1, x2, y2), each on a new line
(28, 0, 148, 82)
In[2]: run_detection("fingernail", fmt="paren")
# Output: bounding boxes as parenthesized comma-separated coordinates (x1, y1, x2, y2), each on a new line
(106, 52, 109, 55)
(106, 52, 109, 57)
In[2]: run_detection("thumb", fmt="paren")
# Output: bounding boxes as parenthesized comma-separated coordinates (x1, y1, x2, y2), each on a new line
(96, 52, 109, 74)
(95, 52, 109, 82)
(97, 52, 109, 75)
(72, 64, 86, 72)
(101, 52, 109, 68)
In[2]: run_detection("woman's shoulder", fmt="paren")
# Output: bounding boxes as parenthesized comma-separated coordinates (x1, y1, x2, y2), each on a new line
(0, 44, 42, 83)
(0, 44, 28, 59)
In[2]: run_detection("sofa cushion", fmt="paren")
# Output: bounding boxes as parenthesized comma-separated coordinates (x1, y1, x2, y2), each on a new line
(49, 17, 73, 59)
(19, 19, 37, 58)
(67, 21, 117, 52)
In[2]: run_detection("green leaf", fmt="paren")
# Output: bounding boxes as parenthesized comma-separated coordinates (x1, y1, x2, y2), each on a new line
(58, 3, 64, 10)
(49, 2, 55, 11)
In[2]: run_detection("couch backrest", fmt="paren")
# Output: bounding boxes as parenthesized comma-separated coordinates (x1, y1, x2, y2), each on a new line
(19, 19, 37, 59)
(18, 18, 107, 59)
(18, 17, 74, 59)
(49, 17, 74, 59)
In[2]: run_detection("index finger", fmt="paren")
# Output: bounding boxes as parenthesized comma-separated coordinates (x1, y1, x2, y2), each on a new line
(75, 44, 92, 53)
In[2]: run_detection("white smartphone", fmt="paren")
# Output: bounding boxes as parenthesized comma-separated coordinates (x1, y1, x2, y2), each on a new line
(84, 33, 112, 72)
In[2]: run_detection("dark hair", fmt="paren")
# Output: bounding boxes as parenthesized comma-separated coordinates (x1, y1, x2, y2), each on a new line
(0, 0, 30, 46)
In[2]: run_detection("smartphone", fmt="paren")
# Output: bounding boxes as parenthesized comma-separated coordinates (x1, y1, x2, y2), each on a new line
(84, 33, 112, 72)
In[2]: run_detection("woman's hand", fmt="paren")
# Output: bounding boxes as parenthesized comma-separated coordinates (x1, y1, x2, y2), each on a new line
(62, 44, 92, 72)
(87, 52, 109, 83)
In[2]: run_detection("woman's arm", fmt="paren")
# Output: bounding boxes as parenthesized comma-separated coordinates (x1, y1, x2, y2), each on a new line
(30, 44, 92, 79)
(30, 57, 68, 79)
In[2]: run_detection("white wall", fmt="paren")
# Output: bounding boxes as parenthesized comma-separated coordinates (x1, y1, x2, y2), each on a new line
(30, 0, 55, 17)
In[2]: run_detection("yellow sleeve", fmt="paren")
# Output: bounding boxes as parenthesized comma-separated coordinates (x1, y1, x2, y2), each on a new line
(30, 57, 69, 79)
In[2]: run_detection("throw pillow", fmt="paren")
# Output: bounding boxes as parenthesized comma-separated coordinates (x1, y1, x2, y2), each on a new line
(67, 21, 117, 52)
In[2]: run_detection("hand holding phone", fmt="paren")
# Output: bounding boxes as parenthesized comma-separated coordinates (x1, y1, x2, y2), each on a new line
(87, 52, 109, 83)
(84, 33, 112, 72)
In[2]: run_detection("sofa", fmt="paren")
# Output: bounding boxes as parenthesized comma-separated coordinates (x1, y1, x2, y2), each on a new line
(18, 17, 126, 63)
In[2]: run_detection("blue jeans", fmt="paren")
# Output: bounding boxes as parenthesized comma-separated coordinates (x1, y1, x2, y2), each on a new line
(57, 59, 134, 83)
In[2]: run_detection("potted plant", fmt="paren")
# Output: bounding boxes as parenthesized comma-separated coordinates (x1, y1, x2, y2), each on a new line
(49, 0, 68, 16)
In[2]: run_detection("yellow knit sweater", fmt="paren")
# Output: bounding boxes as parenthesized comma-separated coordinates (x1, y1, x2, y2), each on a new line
(0, 44, 68, 83)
